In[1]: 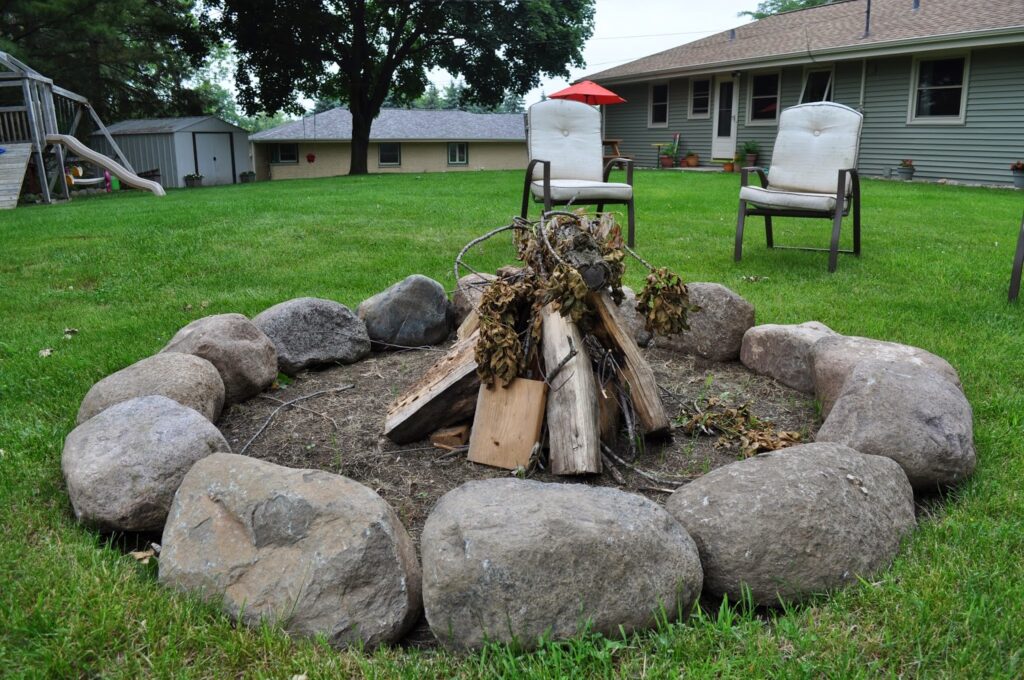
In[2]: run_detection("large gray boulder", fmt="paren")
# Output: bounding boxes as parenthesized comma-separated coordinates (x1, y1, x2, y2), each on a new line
(76, 353, 225, 425)
(665, 443, 915, 606)
(740, 322, 836, 393)
(159, 453, 421, 650)
(358, 274, 451, 348)
(421, 479, 703, 651)
(451, 272, 496, 326)
(161, 313, 277, 404)
(810, 335, 961, 417)
(816, 360, 976, 490)
(655, 283, 754, 361)
(252, 297, 370, 375)
(62, 395, 230, 532)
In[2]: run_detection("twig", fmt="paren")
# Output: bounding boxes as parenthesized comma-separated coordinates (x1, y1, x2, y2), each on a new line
(638, 485, 676, 494)
(601, 451, 627, 485)
(623, 244, 656, 272)
(543, 336, 577, 387)
(257, 394, 338, 430)
(454, 222, 528, 288)
(240, 385, 355, 454)
(601, 443, 692, 488)
(372, 340, 447, 352)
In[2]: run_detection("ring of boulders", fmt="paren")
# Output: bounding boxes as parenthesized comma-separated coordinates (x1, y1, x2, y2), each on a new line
(61, 274, 976, 652)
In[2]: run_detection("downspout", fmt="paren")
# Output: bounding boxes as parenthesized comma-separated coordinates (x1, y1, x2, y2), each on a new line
(859, 59, 867, 111)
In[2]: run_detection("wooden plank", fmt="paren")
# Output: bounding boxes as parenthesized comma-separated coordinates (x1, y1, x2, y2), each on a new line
(0, 143, 31, 209)
(540, 303, 601, 475)
(430, 424, 471, 448)
(597, 375, 620, 443)
(456, 308, 479, 340)
(384, 331, 480, 444)
(467, 378, 547, 470)
(590, 292, 670, 436)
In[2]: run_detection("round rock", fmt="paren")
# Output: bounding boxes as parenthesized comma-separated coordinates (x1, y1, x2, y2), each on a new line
(815, 359, 976, 490)
(740, 321, 836, 394)
(655, 282, 754, 361)
(252, 297, 370, 375)
(62, 395, 230, 532)
(810, 334, 961, 417)
(421, 479, 703, 651)
(76, 352, 225, 425)
(161, 313, 277, 404)
(665, 443, 915, 606)
(358, 274, 452, 348)
(159, 453, 421, 650)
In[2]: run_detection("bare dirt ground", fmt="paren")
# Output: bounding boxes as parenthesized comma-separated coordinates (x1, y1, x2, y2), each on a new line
(217, 343, 820, 547)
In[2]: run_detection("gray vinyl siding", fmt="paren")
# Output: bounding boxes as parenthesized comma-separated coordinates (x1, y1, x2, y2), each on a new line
(91, 133, 179, 189)
(603, 44, 1024, 185)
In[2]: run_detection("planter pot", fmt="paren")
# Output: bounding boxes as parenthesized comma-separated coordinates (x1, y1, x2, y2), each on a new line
(722, 162, 735, 173)
(184, 177, 203, 188)
(1012, 171, 1024, 189)
(240, 173, 256, 184)
(659, 156, 675, 168)
(895, 167, 915, 181)
(744, 153, 758, 167)
(685, 155, 699, 168)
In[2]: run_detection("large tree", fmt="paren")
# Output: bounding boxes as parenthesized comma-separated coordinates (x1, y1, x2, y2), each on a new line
(739, 0, 831, 20)
(214, 0, 594, 174)
(0, 0, 217, 122)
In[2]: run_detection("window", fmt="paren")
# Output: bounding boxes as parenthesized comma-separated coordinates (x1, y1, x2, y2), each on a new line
(910, 55, 968, 123)
(378, 142, 401, 166)
(649, 83, 669, 127)
(801, 69, 833, 103)
(748, 73, 780, 124)
(447, 142, 468, 165)
(689, 78, 711, 118)
(270, 143, 298, 163)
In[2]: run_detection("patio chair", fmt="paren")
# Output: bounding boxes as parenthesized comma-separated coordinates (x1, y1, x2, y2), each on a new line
(1010, 211, 1024, 302)
(734, 101, 864, 272)
(521, 99, 636, 246)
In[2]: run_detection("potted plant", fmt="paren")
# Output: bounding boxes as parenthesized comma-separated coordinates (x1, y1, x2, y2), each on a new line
(184, 172, 204, 188)
(741, 140, 760, 167)
(684, 150, 699, 168)
(239, 170, 256, 184)
(722, 159, 735, 173)
(1011, 160, 1024, 189)
(896, 159, 915, 181)
(660, 136, 681, 168)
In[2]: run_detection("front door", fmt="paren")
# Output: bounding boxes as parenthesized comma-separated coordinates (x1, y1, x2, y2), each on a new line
(711, 76, 738, 160)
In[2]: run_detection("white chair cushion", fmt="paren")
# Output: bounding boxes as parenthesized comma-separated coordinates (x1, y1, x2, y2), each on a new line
(767, 102, 863, 195)
(531, 179, 633, 203)
(528, 99, 603, 183)
(740, 185, 842, 212)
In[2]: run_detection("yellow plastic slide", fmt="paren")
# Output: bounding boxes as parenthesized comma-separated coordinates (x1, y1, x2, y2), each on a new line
(46, 134, 166, 197)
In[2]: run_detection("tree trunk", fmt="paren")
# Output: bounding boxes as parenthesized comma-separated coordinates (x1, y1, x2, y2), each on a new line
(349, 105, 372, 175)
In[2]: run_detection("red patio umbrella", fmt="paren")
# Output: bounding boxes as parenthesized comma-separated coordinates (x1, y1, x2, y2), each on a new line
(548, 80, 626, 105)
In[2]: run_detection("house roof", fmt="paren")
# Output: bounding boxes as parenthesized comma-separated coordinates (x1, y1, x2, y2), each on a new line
(587, 0, 1024, 84)
(98, 117, 246, 135)
(250, 108, 526, 143)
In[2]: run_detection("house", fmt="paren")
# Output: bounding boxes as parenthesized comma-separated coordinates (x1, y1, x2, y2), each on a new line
(250, 108, 527, 180)
(587, 0, 1024, 185)
(90, 117, 251, 188)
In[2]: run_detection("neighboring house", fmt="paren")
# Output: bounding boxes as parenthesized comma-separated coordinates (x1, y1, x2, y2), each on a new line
(90, 117, 251, 188)
(587, 0, 1024, 185)
(249, 108, 527, 180)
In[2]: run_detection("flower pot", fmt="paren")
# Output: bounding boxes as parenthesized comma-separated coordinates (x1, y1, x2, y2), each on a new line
(685, 155, 699, 168)
(744, 153, 758, 167)
(240, 173, 255, 184)
(659, 155, 675, 168)
(1012, 171, 1024, 189)
(722, 161, 735, 173)
(184, 176, 203, 188)
(895, 167, 914, 181)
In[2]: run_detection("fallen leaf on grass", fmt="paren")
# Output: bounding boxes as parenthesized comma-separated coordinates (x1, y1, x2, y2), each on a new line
(129, 549, 155, 564)
(38, 348, 53, 357)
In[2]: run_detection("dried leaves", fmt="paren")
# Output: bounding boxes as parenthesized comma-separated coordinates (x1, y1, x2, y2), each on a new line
(637, 267, 699, 337)
(679, 396, 802, 458)
(475, 278, 537, 387)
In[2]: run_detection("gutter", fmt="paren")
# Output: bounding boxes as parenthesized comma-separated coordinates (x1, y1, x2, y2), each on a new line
(590, 25, 1024, 85)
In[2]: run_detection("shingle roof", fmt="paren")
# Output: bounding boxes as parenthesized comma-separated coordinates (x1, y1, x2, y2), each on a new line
(100, 117, 219, 134)
(587, 0, 1024, 83)
(250, 108, 526, 142)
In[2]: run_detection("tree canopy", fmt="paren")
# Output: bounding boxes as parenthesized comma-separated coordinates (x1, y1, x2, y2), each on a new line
(0, 0, 217, 122)
(739, 0, 832, 20)
(213, 0, 594, 174)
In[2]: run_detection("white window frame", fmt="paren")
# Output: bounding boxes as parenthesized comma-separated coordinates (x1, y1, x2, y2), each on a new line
(270, 143, 298, 164)
(688, 78, 711, 119)
(447, 142, 468, 166)
(907, 52, 970, 125)
(800, 67, 834, 103)
(746, 71, 781, 126)
(648, 82, 669, 128)
(378, 142, 401, 167)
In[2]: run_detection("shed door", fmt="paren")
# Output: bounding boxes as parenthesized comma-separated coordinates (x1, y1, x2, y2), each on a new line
(711, 76, 738, 160)
(194, 132, 235, 185)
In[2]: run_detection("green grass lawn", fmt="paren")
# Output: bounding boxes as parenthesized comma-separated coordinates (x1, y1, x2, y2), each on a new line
(2, 170, 1022, 678)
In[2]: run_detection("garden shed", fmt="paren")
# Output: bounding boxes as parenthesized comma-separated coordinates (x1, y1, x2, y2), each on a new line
(89, 116, 251, 189)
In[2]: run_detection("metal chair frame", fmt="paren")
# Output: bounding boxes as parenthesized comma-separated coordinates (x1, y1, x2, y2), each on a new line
(734, 166, 862, 273)
(1010, 212, 1024, 302)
